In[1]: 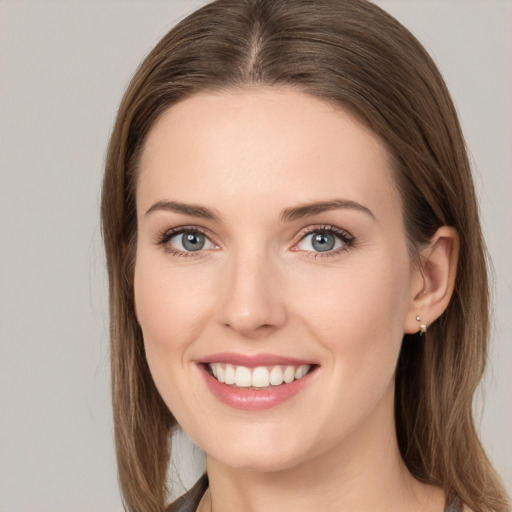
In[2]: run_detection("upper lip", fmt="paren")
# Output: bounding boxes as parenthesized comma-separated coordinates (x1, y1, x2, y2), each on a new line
(196, 352, 316, 367)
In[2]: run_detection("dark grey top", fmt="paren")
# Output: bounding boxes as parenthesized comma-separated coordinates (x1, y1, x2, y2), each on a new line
(167, 474, 463, 512)
(167, 475, 209, 512)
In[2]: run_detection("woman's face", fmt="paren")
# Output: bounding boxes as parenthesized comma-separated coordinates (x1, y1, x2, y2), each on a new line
(134, 88, 423, 472)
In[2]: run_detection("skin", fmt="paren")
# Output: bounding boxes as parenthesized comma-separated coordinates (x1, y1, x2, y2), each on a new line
(134, 88, 458, 512)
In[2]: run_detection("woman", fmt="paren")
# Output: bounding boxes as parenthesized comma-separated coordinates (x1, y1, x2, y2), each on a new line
(101, 0, 510, 511)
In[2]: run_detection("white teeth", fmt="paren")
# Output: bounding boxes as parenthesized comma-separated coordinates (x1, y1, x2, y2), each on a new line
(295, 365, 309, 379)
(270, 366, 284, 386)
(252, 367, 270, 388)
(208, 363, 311, 388)
(216, 365, 225, 383)
(224, 364, 235, 385)
(283, 366, 295, 383)
(235, 366, 252, 387)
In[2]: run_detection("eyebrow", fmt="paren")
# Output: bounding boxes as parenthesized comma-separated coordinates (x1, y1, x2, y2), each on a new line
(280, 199, 375, 222)
(145, 200, 221, 221)
(145, 198, 375, 223)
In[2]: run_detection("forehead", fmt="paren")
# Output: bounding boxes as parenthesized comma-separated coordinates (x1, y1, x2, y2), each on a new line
(137, 88, 400, 222)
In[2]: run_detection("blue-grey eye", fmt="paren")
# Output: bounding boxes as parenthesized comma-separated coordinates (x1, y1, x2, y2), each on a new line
(169, 231, 214, 252)
(182, 232, 205, 251)
(311, 232, 335, 252)
(296, 230, 346, 253)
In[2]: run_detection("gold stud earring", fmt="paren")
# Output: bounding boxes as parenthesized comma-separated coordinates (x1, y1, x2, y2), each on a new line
(416, 315, 427, 335)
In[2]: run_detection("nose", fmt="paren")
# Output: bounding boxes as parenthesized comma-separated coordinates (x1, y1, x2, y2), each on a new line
(217, 249, 287, 339)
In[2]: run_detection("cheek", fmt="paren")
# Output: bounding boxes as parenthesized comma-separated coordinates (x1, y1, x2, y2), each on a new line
(135, 257, 208, 347)
(284, 256, 412, 444)
(133, 253, 221, 421)
(291, 253, 412, 378)
(133, 253, 219, 399)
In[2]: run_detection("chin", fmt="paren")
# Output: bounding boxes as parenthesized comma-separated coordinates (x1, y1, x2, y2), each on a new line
(200, 425, 318, 473)
(211, 447, 305, 473)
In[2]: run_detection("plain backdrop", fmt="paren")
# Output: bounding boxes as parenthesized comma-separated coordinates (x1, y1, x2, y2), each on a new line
(0, 1, 510, 511)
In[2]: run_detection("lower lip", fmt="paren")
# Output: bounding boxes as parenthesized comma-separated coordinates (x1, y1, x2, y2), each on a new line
(199, 365, 317, 411)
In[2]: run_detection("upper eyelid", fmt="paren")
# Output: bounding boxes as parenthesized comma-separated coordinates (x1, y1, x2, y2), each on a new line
(161, 225, 212, 238)
(294, 224, 353, 241)
(159, 223, 351, 236)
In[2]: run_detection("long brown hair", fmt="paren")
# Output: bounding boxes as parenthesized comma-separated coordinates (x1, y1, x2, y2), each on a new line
(101, 1, 510, 510)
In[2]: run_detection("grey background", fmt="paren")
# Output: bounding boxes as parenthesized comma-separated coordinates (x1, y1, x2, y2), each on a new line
(0, 1, 510, 510)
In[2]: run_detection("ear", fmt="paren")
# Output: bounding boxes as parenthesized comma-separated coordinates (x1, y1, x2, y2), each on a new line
(404, 226, 459, 334)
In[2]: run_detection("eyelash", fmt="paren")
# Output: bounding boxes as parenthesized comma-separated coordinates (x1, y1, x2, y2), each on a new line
(293, 224, 355, 258)
(157, 226, 216, 258)
(156, 224, 355, 258)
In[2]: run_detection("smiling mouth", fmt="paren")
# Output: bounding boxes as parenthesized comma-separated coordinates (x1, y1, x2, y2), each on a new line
(206, 363, 314, 389)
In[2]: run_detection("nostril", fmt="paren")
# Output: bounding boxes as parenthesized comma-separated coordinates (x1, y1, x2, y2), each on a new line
(222, 321, 279, 339)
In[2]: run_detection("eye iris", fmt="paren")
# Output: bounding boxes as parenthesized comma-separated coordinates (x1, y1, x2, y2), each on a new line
(182, 232, 205, 251)
(312, 232, 335, 252)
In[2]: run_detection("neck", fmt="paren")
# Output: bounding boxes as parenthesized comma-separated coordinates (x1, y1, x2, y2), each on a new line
(200, 385, 444, 512)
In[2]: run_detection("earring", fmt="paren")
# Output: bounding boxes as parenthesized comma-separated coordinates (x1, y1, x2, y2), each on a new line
(416, 315, 427, 335)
